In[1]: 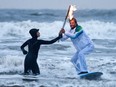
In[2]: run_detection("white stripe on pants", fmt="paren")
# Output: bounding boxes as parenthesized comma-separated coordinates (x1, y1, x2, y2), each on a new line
(71, 44, 94, 74)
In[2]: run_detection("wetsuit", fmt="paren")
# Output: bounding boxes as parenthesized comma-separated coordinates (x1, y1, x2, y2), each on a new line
(21, 36, 61, 75)
(61, 25, 94, 74)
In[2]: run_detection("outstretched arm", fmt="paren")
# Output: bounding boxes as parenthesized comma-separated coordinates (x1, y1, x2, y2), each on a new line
(20, 40, 28, 55)
(40, 34, 62, 45)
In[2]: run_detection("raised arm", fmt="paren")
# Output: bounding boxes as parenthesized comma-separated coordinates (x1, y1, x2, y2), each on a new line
(65, 29, 83, 39)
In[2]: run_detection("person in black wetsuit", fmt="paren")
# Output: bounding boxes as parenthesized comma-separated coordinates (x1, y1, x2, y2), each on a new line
(20, 28, 62, 75)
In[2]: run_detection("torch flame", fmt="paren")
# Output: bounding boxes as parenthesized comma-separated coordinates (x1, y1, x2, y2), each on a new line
(67, 5, 77, 20)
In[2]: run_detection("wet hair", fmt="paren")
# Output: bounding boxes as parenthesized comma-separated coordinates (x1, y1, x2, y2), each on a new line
(29, 28, 39, 38)
(69, 18, 78, 26)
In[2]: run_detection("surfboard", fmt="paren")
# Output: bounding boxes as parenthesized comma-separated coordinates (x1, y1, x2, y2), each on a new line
(79, 72, 103, 80)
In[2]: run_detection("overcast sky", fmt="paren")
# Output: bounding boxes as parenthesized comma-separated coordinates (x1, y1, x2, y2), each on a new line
(0, 0, 116, 10)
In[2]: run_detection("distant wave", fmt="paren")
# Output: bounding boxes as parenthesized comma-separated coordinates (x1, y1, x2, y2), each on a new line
(0, 9, 116, 22)
(30, 12, 58, 17)
(74, 9, 116, 23)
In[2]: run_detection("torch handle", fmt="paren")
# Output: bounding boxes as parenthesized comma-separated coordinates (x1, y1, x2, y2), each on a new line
(61, 5, 71, 29)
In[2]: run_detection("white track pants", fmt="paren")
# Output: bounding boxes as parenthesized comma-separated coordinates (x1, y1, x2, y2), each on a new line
(71, 44, 94, 74)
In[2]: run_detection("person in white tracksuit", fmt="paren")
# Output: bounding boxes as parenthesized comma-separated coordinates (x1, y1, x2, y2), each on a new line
(59, 18, 94, 75)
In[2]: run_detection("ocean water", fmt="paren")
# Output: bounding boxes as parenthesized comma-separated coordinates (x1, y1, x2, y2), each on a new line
(0, 9, 116, 87)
